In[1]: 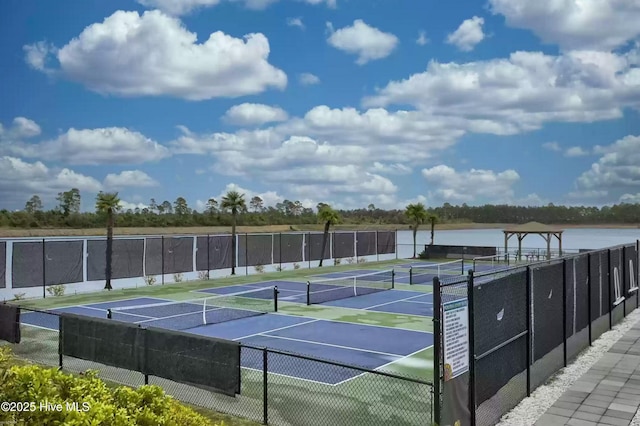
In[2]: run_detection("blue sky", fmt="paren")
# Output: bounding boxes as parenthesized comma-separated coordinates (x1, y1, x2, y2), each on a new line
(1, 0, 639, 212)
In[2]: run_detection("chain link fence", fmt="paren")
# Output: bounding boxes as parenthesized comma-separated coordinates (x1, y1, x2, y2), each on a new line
(434, 241, 640, 426)
(3, 309, 433, 426)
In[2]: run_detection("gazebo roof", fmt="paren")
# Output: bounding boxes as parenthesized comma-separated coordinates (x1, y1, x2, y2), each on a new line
(503, 221, 564, 234)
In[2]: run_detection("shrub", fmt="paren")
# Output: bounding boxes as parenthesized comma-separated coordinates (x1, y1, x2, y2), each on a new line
(275, 265, 285, 272)
(254, 264, 265, 274)
(345, 257, 355, 264)
(46, 284, 65, 297)
(293, 263, 301, 270)
(198, 270, 210, 280)
(334, 258, 341, 266)
(418, 249, 428, 260)
(173, 273, 184, 283)
(143, 275, 157, 286)
(357, 257, 367, 264)
(0, 348, 220, 426)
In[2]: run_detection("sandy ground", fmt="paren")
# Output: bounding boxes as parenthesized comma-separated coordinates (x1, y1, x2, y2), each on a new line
(0, 222, 637, 238)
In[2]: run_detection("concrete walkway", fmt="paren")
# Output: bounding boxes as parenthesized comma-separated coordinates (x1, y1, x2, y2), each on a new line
(535, 321, 640, 426)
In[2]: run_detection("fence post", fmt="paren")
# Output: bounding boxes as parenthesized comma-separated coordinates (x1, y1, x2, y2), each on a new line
(432, 276, 441, 424)
(608, 249, 613, 330)
(376, 231, 379, 262)
(206, 234, 210, 279)
(308, 232, 311, 269)
(637, 240, 639, 308)
(161, 236, 165, 285)
(332, 231, 336, 266)
(279, 233, 282, 271)
(623, 245, 627, 318)
(263, 348, 268, 425)
(42, 238, 46, 299)
(245, 233, 249, 276)
(468, 269, 476, 426)
(273, 286, 278, 312)
(587, 252, 592, 346)
(526, 265, 532, 396)
(57, 315, 62, 368)
(562, 258, 568, 367)
(395, 229, 398, 260)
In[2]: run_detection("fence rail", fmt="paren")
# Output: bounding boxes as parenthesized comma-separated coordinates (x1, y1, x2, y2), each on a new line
(434, 241, 640, 426)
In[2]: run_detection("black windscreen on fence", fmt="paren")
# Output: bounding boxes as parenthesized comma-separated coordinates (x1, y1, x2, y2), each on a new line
(272, 233, 304, 264)
(474, 269, 527, 357)
(144, 327, 240, 397)
(145, 237, 194, 275)
(12, 241, 84, 288)
(238, 234, 272, 267)
(589, 250, 610, 320)
(333, 233, 355, 258)
(610, 247, 625, 324)
(531, 261, 564, 361)
(195, 236, 233, 270)
(307, 233, 330, 261)
(87, 239, 144, 281)
(625, 244, 638, 293)
(0, 241, 5, 289)
(356, 232, 376, 256)
(564, 255, 590, 337)
(376, 231, 395, 254)
(0, 303, 20, 343)
(60, 314, 144, 372)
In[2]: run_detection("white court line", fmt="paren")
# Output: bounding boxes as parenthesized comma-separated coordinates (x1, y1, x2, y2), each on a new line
(404, 301, 433, 305)
(21, 322, 57, 332)
(242, 366, 337, 387)
(333, 344, 435, 386)
(363, 293, 431, 310)
(234, 319, 320, 341)
(257, 334, 403, 358)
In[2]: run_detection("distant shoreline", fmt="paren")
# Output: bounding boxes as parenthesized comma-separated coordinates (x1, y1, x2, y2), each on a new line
(0, 222, 637, 238)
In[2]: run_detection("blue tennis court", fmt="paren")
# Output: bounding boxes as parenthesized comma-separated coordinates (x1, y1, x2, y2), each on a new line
(20, 296, 433, 385)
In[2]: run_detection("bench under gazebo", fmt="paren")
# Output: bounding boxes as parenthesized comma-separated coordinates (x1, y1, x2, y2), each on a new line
(503, 222, 564, 261)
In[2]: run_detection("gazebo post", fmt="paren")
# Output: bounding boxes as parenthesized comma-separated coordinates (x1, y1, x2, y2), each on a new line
(557, 233, 563, 257)
(504, 232, 509, 262)
(517, 233, 523, 262)
(546, 232, 551, 260)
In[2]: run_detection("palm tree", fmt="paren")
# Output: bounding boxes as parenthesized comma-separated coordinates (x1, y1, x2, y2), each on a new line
(95, 191, 121, 290)
(405, 203, 428, 258)
(428, 214, 439, 245)
(318, 205, 340, 267)
(221, 190, 246, 275)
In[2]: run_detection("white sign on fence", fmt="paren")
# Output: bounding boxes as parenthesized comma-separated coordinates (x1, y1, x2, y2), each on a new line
(443, 298, 469, 381)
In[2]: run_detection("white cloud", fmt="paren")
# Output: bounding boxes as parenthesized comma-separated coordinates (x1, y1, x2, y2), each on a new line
(620, 193, 640, 204)
(23, 41, 56, 73)
(370, 162, 412, 175)
(446, 16, 485, 52)
(24, 10, 287, 100)
(326, 20, 399, 65)
(299, 72, 320, 85)
(287, 17, 305, 29)
(571, 135, 640, 203)
(104, 170, 159, 189)
(543, 141, 562, 152)
(362, 50, 640, 134)
(0, 117, 41, 140)
(223, 103, 289, 126)
(137, 0, 335, 15)
(421, 165, 520, 204)
(489, 0, 640, 51)
(416, 31, 429, 46)
(564, 146, 589, 157)
(0, 156, 102, 208)
(6, 127, 170, 165)
(119, 200, 150, 211)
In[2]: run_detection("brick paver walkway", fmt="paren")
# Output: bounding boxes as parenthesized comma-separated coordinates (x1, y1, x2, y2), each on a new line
(535, 321, 640, 426)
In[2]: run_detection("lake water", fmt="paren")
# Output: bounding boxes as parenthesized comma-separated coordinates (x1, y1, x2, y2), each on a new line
(395, 228, 640, 256)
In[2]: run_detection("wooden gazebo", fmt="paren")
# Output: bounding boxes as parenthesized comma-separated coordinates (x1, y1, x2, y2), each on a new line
(503, 222, 564, 261)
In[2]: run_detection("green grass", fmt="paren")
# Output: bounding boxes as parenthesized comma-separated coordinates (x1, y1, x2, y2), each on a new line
(13, 257, 438, 426)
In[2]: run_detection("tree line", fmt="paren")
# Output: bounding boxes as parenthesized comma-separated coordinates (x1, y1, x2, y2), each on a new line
(1, 188, 639, 229)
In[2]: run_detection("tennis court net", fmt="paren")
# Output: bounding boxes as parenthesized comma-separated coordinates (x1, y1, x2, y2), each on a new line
(306, 269, 394, 305)
(409, 259, 465, 284)
(108, 286, 277, 331)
